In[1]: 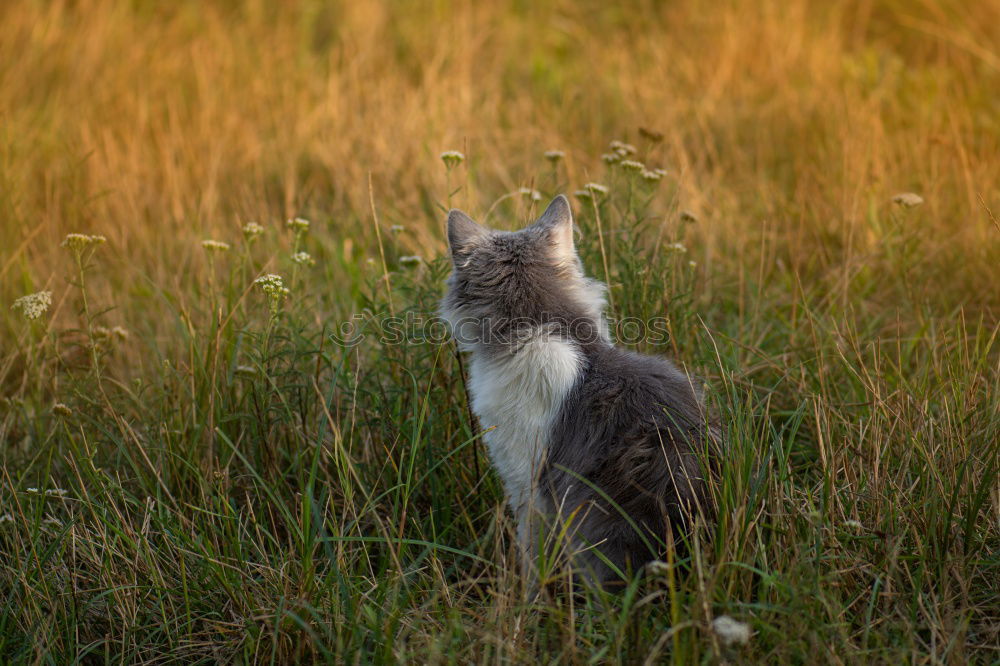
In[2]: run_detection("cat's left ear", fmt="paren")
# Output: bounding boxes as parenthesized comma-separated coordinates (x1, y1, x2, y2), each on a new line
(533, 194, 576, 265)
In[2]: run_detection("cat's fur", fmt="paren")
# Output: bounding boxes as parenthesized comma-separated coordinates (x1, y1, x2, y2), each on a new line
(441, 195, 718, 587)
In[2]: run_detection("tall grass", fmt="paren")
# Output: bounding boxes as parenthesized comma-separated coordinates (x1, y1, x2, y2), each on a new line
(1, 0, 998, 662)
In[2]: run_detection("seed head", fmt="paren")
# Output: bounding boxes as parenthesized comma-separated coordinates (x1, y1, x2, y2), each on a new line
(544, 150, 565, 163)
(892, 192, 924, 208)
(440, 150, 465, 170)
(52, 403, 73, 418)
(680, 210, 698, 224)
(234, 365, 258, 378)
(291, 251, 316, 267)
(11, 291, 52, 321)
(201, 240, 230, 253)
(399, 255, 423, 267)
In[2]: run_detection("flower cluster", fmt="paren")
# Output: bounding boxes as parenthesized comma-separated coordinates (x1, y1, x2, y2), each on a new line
(242, 221, 264, 242)
(287, 217, 311, 234)
(11, 290, 52, 321)
(254, 273, 290, 312)
(440, 150, 465, 169)
(609, 140, 637, 157)
(61, 233, 107, 253)
(642, 167, 667, 182)
(544, 149, 565, 163)
(398, 255, 422, 267)
(291, 251, 316, 267)
(201, 239, 230, 253)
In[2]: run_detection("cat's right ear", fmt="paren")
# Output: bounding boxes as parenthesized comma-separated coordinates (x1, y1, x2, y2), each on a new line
(447, 209, 488, 259)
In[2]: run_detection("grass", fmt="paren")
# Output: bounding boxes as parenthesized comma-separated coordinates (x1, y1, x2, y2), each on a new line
(1, 0, 999, 662)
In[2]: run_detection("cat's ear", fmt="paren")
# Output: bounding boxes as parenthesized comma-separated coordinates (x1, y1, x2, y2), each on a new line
(533, 194, 576, 265)
(447, 209, 488, 258)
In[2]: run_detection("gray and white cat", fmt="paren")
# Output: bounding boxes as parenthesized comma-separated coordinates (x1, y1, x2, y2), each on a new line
(441, 194, 718, 588)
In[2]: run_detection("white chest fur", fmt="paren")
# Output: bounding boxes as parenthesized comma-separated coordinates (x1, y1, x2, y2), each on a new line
(467, 337, 582, 509)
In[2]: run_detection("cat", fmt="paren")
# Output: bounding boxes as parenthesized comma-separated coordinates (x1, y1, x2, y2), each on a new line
(440, 194, 719, 589)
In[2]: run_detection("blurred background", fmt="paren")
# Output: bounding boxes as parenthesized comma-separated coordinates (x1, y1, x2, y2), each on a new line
(2, 0, 998, 332)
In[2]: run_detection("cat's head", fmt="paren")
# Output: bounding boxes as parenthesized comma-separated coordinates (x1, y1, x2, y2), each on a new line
(440, 195, 608, 350)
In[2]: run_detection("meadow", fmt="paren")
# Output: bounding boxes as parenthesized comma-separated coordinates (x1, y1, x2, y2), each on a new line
(1, 0, 999, 662)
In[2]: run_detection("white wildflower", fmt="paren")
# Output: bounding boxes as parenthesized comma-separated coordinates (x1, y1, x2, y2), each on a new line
(892, 192, 924, 208)
(843, 519, 863, 531)
(26, 487, 39, 493)
(601, 152, 621, 165)
(291, 251, 316, 267)
(584, 182, 609, 196)
(440, 150, 465, 169)
(234, 365, 258, 378)
(52, 403, 73, 418)
(242, 222, 264, 241)
(390, 225, 405, 233)
(45, 488, 68, 497)
(61, 234, 106, 252)
(518, 187, 542, 201)
(11, 291, 52, 321)
(286, 217, 311, 234)
(609, 140, 637, 156)
(665, 242, 688, 254)
(544, 150, 565, 163)
(398, 255, 423, 267)
(573, 189, 593, 201)
(0, 514, 13, 524)
(688, 260, 697, 269)
(112, 326, 129, 341)
(712, 615, 752, 647)
(620, 159, 645, 172)
(201, 240, 230, 253)
(641, 169, 663, 182)
(254, 274, 290, 310)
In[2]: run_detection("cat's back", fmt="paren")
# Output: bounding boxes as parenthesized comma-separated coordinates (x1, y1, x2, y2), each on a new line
(545, 342, 715, 521)
(560, 343, 707, 441)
